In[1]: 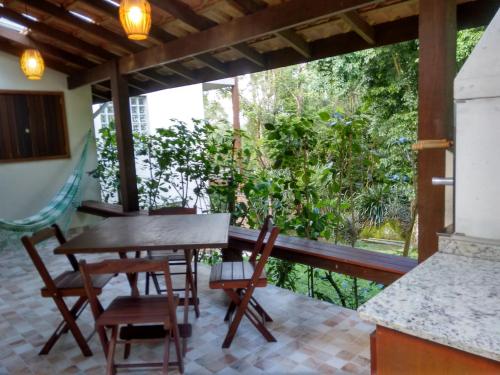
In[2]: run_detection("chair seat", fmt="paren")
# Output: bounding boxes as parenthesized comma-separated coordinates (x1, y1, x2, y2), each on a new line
(209, 261, 267, 289)
(96, 295, 179, 327)
(41, 270, 112, 297)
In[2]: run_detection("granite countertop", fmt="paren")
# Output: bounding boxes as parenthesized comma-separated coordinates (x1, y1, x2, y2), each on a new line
(358, 250, 500, 362)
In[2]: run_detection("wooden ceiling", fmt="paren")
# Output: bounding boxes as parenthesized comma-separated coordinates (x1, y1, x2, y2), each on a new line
(0, 0, 497, 103)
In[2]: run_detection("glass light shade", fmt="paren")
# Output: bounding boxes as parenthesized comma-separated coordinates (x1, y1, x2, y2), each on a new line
(20, 49, 45, 80)
(119, 0, 151, 40)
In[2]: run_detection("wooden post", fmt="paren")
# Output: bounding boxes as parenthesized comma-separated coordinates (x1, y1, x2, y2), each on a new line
(232, 76, 243, 171)
(232, 77, 241, 149)
(110, 60, 139, 212)
(417, 0, 456, 262)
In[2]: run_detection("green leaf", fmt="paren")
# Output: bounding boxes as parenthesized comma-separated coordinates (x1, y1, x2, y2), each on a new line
(319, 111, 330, 121)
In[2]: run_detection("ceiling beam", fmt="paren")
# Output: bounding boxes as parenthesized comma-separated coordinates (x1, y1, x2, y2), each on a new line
(275, 29, 311, 58)
(99, 0, 498, 100)
(16, 0, 142, 53)
(0, 27, 94, 68)
(119, 0, 382, 72)
(161, 62, 197, 82)
(94, 81, 147, 98)
(126, 82, 147, 93)
(340, 11, 375, 44)
(230, 0, 267, 13)
(92, 91, 111, 102)
(157, 17, 419, 93)
(150, 0, 265, 67)
(233, 42, 265, 67)
(74, 60, 114, 87)
(0, 6, 116, 61)
(137, 69, 174, 87)
(82, 0, 204, 82)
(1, 0, 174, 89)
(195, 54, 228, 75)
(128, 79, 169, 94)
(229, 0, 311, 58)
(69, 0, 383, 88)
(149, 0, 215, 31)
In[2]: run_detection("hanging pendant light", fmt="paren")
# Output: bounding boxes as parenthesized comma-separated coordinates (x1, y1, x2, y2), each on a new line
(20, 49, 45, 80)
(119, 0, 151, 40)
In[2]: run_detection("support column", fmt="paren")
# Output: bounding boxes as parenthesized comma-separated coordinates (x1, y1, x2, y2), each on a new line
(231, 76, 243, 171)
(417, 0, 456, 262)
(110, 60, 139, 212)
(232, 76, 241, 150)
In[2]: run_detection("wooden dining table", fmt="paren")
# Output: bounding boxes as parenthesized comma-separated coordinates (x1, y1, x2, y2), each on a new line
(55, 213, 231, 340)
(55, 213, 231, 255)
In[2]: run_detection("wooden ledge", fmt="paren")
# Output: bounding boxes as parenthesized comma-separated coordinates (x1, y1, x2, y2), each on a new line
(78, 200, 146, 217)
(228, 226, 417, 285)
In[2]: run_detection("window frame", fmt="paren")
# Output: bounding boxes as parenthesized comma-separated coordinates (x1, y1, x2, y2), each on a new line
(0, 90, 70, 163)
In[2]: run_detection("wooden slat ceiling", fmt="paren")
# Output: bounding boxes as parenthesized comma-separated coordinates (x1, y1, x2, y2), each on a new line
(0, 0, 496, 103)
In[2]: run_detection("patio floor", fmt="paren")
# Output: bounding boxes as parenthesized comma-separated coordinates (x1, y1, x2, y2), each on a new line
(0, 238, 373, 375)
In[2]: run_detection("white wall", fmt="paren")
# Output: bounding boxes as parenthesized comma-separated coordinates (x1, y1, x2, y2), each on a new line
(0, 51, 100, 228)
(454, 10, 500, 240)
(455, 98, 500, 239)
(146, 83, 204, 131)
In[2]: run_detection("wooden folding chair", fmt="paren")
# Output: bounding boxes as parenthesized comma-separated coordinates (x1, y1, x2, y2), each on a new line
(145, 206, 200, 319)
(209, 216, 280, 348)
(80, 258, 183, 375)
(21, 224, 113, 356)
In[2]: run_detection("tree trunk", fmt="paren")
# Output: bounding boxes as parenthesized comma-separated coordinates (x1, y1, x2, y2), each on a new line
(232, 76, 243, 173)
(403, 201, 418, 257)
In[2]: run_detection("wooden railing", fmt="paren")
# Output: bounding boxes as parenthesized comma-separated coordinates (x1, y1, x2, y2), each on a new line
(78, 200, 417, 285)
(228, 226, 416, 285)
(78, 200, 146, 217)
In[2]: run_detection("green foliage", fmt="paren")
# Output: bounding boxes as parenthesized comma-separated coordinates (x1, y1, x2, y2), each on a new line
(457, 28, 484, 70)
(204, 127, 246, 223)
(92, 123, 120, 203)
(93, 30, 484, 310)
(134, 119, 215, 209)
(95, 119, 241, 213)
(360, 221, 403, 241)
(266, 258, 298, 291)
(357, 185, 391, 227)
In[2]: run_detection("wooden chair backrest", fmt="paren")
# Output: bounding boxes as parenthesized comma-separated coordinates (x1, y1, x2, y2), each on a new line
(251, 226, 280, 285)
(21, 224, 78, 293)
(149, 206, 196, 216)
(79, 258, 178, 325)
(249, 215, 274, 264)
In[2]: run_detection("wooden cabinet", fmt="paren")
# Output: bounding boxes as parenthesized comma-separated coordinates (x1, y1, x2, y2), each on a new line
(371, 326, 500, 375)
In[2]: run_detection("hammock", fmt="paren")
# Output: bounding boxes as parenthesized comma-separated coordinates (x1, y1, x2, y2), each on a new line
(0, 131, 91, 234)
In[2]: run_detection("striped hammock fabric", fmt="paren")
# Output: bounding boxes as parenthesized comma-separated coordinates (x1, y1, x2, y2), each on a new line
(0, 132, 91, 234)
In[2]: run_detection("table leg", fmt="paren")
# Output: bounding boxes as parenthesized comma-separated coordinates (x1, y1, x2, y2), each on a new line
(184, 249, 199, 317)
(118, 252, 140, 297)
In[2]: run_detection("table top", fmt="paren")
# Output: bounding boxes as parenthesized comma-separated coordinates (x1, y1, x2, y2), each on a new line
(55, 213, 231, 254)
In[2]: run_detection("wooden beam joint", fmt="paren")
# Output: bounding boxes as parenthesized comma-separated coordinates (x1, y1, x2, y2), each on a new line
(340, 11, 375, 44)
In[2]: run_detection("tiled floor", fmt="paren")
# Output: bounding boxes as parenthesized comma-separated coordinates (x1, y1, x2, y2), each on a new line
(0, 239, 373, 374)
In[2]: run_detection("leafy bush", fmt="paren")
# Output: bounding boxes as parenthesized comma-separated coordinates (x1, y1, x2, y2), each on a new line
(93, 113, 405, 310)
(92, 29, 483, 310)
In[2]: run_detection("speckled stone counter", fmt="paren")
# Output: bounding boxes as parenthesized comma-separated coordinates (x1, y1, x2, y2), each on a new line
(358, 245, 500, 362)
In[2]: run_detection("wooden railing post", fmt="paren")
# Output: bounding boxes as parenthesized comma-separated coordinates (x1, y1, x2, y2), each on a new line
(110, 60, 139, 212)
(417, 0, 456, 262)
